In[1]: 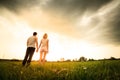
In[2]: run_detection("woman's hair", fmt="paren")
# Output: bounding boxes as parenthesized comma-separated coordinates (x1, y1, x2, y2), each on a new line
(43, 33, 48, 39)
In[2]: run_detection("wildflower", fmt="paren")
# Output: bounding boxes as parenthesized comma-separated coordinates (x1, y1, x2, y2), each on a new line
(83, 66, 87, 70)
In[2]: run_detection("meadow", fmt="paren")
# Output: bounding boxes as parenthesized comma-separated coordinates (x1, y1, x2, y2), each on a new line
(0, 60, 120, 80)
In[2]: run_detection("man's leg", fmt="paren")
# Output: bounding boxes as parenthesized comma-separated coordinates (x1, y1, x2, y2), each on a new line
(22, 47, 30, 66)
(27, 47, 35, 65)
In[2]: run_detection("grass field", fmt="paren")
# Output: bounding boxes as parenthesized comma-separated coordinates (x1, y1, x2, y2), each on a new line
(0, 60, 120, 80)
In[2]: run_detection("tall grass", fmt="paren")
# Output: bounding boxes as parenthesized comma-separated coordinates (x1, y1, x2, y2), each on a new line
(0, 60, 120, 80)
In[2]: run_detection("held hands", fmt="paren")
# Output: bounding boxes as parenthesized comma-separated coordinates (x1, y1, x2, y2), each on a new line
(36, 48, 39, 52)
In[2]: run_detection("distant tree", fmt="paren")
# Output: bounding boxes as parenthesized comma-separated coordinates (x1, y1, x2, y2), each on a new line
(72, 58, 78, 62)
(88, 58, 95, 61)
(78, 56, 87, 62)
(65, 59, 71, 62)
(11, 59, 19, 61)
(109, 57, 116, 60)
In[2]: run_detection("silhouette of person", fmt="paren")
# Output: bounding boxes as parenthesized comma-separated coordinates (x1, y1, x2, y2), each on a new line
(38, 33, 49, 64)
(22, 32, 38, 67)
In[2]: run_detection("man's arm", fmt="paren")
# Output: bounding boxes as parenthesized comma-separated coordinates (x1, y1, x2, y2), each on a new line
(35, 37, 38, 52)
(27, 39, 29, 46)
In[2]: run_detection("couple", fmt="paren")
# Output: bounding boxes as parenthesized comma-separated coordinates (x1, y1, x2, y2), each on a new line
(22, 32, 49, 67)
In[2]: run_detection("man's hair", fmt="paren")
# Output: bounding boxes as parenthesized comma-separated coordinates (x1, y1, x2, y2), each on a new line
(33, 32, 37, 36)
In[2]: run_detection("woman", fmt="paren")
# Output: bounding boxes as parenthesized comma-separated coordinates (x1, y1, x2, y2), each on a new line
(38, 33, 49, 64)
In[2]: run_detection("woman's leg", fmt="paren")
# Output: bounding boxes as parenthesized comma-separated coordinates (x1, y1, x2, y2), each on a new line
(39, 51, 43, 63)
(43, 52, 47, 64)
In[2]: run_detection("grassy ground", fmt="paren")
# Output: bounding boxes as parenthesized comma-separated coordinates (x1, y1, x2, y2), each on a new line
(0, 60, 120, 80)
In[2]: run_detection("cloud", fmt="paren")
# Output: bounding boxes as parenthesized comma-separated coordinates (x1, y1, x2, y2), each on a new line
(0, 0, 112, 15)
(0, 0, 120, 45)
(97, 1, 120, 45)
(0, 0, 41, 13)
(0, 0, 120, 60)
(43, 0, 112, 17)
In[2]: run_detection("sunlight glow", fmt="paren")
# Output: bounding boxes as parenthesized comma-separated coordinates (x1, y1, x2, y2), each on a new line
(80, 16, 91, 26)
(0, 1, 120, 61)
(78, 41, 100, 59)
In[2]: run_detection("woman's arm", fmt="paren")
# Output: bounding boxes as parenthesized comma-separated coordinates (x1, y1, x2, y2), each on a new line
(47, 39, 49, 53)
(38, 40, 42, 49)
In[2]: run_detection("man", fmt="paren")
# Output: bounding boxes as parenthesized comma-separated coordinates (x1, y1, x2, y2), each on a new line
(22, 32, 38, 67)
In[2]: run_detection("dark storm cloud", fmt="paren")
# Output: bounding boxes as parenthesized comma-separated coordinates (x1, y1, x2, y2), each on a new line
(0, 0, 112, 15)
(105, 7, 120, 45)
(43, 0, 112, 18)
(0, 0, 120, 45)
(0, 0, 40, 13)
(83, 4, 120, 45)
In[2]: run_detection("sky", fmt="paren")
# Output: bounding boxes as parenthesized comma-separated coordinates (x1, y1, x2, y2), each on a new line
(0, 0, 120, 61)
